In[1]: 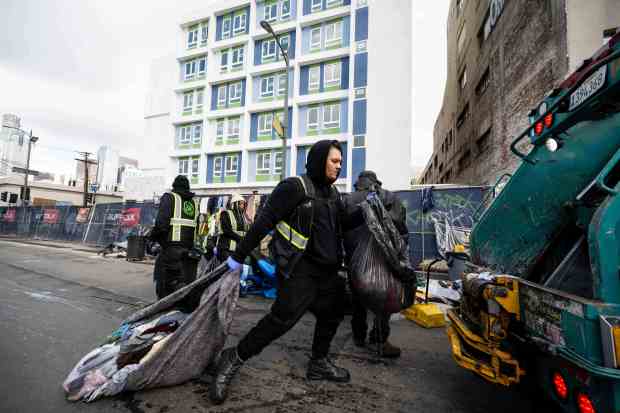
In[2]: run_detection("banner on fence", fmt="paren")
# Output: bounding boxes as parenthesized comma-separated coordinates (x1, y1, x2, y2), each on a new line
(43, 209, 59, 224)
(76, 208, 90, 224)
(120, 207, 141, 228)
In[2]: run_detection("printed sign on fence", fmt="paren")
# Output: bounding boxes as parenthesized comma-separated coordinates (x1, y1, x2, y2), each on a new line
(3, 209, 16, 223)
(120, 207, 141, 228)
(76, 208, 90, 224)
(43, 209, 60, 224)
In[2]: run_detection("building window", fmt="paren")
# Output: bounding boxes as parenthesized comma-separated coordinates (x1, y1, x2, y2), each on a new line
(231, 46, 244, 68)
(200, 23, 208, 45)
(261, 76, 275, 98)
(228, 117, 241, 138)
(327, 0, 342, 7)
(191, 157, 200, 181)
(324, 62, 341, 87)
(277, 72, 287, 96)
(184, 60, 197, 81)
(217, 85, 227, 107)
(281, 0, 291, 19)
(310, 26, 322, 50)
(262, 39, 277, 60)
(259, 113, 274, 135)
(220, 50, 229, 71)
(456, 103, 470, 129)
(195, 89, 204, 112)
(325, 21, 342, 46)
(311, 0, 323, 12)
(323, 103, 340, 128)
(229, 82, 243, 103)
(222, 17, 232, 39)
(354, 135, 365, 147)
(178, 158, 189, 175)
(265, 3, 278, 22)
(216, 120, 225, 144)
(225, 155, 239, 177)
(475, 67, 490, 96)
(193, 124, 202, 144)
(477, 128, 491, 154)
(183, 91, 194, 112)
(214, 156, 223, 178)
(233, 13, 247, 34)
(274, 151, 283, 174)
(459, 67, 467, 90)
(257, 152, 272, 175)
(457, 25, 467, 55)
(178, 125, 191, 145)
(278, 34, 290, 58)
(309, 66, 320, 91)
(187, 26, 198, 49)
(198, 57, 206, 76)
(307, 106, 320, 131)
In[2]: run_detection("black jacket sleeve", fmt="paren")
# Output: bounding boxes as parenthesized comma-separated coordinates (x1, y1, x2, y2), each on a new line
(220, 211, 243, 243)
(339, 194, 364, 232)
(232, 178, 305, 262)
(151, 193, 172, 246)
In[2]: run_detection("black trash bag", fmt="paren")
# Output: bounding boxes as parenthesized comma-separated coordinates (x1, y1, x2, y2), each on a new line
(349, 196, 416, 314)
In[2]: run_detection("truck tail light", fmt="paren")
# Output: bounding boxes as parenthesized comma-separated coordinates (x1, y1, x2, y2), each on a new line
(552, 372, 568, 400)
(534, 121, 544, 136)
(544, 113, 554, 128)
(577, 393, 596, 413)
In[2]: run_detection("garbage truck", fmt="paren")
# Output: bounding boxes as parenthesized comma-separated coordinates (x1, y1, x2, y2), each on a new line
(446, 32, 620, 412)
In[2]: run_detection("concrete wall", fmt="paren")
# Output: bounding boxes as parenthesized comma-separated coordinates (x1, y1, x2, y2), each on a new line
(0, 182, 122, 206)
(566, 0, 620, 73)
(365, 0, 413, 191)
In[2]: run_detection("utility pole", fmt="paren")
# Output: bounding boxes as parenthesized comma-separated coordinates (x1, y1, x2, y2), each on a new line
(75, 152, 96, 207)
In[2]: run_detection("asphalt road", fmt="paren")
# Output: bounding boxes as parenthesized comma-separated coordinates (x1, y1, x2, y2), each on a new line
(0, 239, 537, 413)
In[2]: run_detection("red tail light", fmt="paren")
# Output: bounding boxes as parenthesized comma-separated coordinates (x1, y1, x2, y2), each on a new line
(534, 121, 544, 136)
(552, 372, 568, 400)
(544, 113, 554, 128)
(577, 393, 596, 413)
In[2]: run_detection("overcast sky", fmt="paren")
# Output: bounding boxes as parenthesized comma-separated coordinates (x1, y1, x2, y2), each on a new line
(0, 0, 448, 178)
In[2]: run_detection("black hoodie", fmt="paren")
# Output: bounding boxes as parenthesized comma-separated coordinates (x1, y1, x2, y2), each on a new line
(233, 140, 360, 269)
(151, 180, 196, 248)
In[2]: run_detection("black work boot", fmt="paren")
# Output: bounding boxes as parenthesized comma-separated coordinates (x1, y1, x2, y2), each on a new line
(353, 336, 366, 348)
(369, 339, 401, 358)
(306, 356, 351, 382)
(210, 347, 244, 404)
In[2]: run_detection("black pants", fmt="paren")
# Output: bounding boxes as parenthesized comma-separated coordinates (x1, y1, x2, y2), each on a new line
(351, 290, 391, 344)
(237, 259, 345, 360)
(154, 246, 198, 299)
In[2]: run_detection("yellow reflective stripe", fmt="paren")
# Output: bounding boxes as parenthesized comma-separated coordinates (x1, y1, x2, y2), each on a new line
(170, 218, 197, 227)
(230, 240, 237, 251)
(171, 193, 182, 218)
(276, 221, 308, 250)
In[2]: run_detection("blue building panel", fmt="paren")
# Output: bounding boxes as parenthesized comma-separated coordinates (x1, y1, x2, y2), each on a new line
(341, 57, 350, 89)
(236, 152, 243, 182)
(353, 99, 367, 135)
(216, 15, 223, 41)
(206, 155, 214, 183)
(255, 31, 296, 65)
(299, 66, 309, 95)
(352, 147, 366, 181)
(250, 113, 259, 142)
(296, 146, 307, 175)
(340, 98, 349, 133)
(355, 7, 369, 41)
(210, 86, 218, 110)
(354, 52, 368, 88)
(340, 141, 348, 178)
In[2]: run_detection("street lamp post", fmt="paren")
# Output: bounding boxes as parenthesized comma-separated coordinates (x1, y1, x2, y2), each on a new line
(260, 20, 290, 181)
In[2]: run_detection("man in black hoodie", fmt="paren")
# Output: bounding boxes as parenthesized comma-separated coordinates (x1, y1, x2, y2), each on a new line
(210, 140, 361, 405)
(343, 171, 409, 358)
(150, 175, 200, 299)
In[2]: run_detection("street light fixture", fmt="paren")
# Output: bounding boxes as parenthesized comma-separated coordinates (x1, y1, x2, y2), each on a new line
(260, 19, 290, 181)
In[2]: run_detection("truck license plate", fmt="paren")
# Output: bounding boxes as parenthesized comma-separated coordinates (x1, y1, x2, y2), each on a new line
(569, 65, 607, 111)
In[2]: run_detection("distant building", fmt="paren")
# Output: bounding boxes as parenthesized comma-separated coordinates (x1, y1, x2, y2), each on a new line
(122, 168, 167, 202)
(420, 0, 620, 186)
(0, 114, 29, 178)
(74, 159, 98, 187)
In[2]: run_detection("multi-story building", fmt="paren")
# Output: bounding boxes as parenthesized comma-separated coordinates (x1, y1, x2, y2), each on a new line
(156, 0, 412, 195)
(420, 0, 620, 186)
(96, 145, 121, 192)
(0, 114, 29, 178)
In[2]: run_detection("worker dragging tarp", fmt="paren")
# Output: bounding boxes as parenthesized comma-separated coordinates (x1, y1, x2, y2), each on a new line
(62, 263, 239, 402)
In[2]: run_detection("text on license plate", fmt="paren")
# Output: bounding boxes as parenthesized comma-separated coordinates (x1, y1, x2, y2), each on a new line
(569, 65, 607, 111)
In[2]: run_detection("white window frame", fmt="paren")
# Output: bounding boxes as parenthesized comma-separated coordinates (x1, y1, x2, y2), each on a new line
(198, 57, 207, 77)
(264, 2, 278, 22)
(220, 49, 229, 71)
(229, 82, 242, 103)
(311, 0, 323, 12)
(191, 157, 200, 179)
(178, 158, 189, 175)
(183, 91, 194, 112)
(260, 76, 275, 98)
(310, 26, 322, 50)
(228, 117, 241, 137)
(187, 26, 198, 48)
(195, 89, 204, 111)
(225, 155, 239, 176)
(258, 113, 274, 135)
(262, 39, 277, 61)
(325, 21, 342, 46)
(192, 123, 202, 144)
(308, 66, 320, 92)
(281, 0, 291, 19)
(324, 62, 341, 87)
(213, 156, 223, 178)
(184, 60, 197, 81)
(256, 152, 272, 175)
(307, 106, 320, 131)
(274, 151, 284, 175)
(178, 125, 191, 145)
(277, 72, 287, 96)
(278, 34, 290, 58)
(231, 46, 244, 67)
(323, 103, 340, 129)
(217, 85, 227, 107)
(222, 16, 232, 39)
(216, 119, 225, 144)
(233, 13, 246, 34)
(200, 23, 208, 45)
(326, 0, 342, 7)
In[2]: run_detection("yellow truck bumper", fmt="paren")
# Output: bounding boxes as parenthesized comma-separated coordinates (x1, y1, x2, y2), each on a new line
(446, 309, 526, 386)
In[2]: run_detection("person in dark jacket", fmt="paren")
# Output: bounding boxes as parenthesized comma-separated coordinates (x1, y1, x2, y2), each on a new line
(209, 140, 362, 405)
(150, 175, 200, 299)
(216, 193, 249, 261)
(343, 170, 409, 358)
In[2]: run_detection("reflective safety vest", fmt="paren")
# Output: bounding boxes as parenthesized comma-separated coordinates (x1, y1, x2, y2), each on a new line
(218, 209, 249, 251)
(169, 192, 200, 243)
